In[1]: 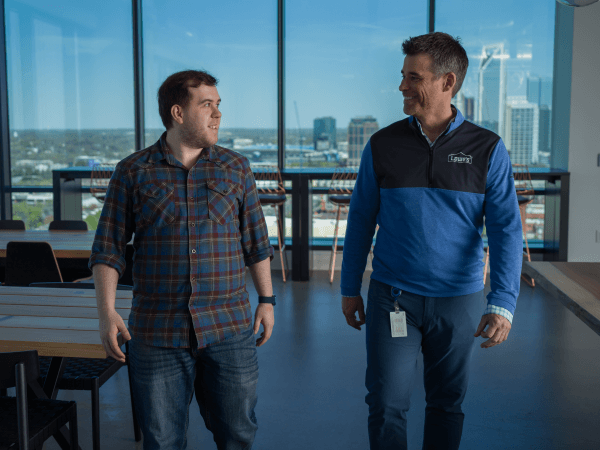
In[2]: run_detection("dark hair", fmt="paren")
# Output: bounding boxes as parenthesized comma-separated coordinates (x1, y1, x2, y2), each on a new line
(158, 70, 218, 129)
(401, 32, 468, 97)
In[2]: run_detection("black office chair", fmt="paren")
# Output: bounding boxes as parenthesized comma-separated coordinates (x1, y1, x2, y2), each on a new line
(32, 282, 141, 450)
(0, 219, 26, 230)
(0, 350, 78, 450)
(4, 241, 63, 286)
(48, 220, 88, 231)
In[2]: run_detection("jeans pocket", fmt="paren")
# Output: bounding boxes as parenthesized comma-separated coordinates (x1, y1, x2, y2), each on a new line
(207, 179, 239, 225)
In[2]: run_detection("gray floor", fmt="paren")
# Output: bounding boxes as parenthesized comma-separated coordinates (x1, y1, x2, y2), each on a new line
(39, 270, 600, 450)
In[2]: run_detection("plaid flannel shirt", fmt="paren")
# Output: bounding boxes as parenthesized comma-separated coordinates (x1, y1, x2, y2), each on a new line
(89, 132, 274, 349)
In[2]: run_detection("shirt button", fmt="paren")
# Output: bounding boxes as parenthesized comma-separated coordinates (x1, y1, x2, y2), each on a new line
(191, 249, 196, 254)
(190, 196, 194, 200)
(191, 223, 195, 227)
(191, 277, 196, 282)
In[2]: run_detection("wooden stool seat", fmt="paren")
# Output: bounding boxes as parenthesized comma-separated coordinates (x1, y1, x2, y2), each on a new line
(328, 195, 352, 205)
(258, 194, 288, 205)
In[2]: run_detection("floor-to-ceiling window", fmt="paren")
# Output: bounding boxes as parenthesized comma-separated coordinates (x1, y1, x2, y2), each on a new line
(437, 0, 556, 247)
(5, 0, 134, 229)
(141, 0, 280, 239)
(285, 0, 427, 243)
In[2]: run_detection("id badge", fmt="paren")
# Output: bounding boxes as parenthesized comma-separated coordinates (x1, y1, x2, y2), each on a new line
(390, 300, 407, 338)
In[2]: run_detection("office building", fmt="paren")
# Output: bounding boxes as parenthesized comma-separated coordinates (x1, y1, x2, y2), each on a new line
(347, 116, 379, 165)
(527, 76, 553, 106)
(505, 97, 539, 165)
(477, 43, 507, 137)
(313, 116, 336, 150)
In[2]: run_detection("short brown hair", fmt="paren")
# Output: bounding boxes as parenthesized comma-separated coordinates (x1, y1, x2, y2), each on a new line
(402, 32, 468, 97)
(158, 70, 218, 129)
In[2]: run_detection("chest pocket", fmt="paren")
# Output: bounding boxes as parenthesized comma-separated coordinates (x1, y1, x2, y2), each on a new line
(137, 182, 176, 228)
(206, 179, 239, 225)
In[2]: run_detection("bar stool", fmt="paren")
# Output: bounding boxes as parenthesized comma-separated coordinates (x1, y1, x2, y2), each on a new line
(328, 166, 358, 284)
(252, 165, 289, 282)
(90, 163, 114, 203)
(484, 163, 535, 287)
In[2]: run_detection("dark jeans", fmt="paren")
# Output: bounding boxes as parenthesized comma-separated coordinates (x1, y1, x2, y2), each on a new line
(365, 278, 484, 450)
(128, 324, 259, 450)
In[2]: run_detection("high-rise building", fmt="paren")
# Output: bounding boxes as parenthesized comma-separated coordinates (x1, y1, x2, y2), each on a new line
(527, 77, 553, 106)
(477, 43, 507, 137)
(347, 116, 379, 165)
(538, 104, 551, 166)
(313, 116, 336, 150)
(464, 97, 475, 121)
(505, 97, 539, 165)
(455, 91, 475, 121)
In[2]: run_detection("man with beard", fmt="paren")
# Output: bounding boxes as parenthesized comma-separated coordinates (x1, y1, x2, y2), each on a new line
(340, 33, 522, 449)
(90, 70, 275, 450)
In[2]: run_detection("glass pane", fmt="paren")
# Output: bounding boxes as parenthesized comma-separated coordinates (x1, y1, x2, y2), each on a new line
(142, 0, 277, 156)
(436, 0, 555, 169)
(285, 0, 427, 170)
(5, 1, 134, 191)
(11, 192, 53, 230)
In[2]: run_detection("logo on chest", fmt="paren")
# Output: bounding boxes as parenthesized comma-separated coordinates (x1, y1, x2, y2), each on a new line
(448, 152, 473, 164)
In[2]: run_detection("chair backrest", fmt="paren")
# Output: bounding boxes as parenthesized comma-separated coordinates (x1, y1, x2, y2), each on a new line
(29, 282, 133, 291)
(0, 219, 26, 230)
(5, 241, 63, 286)
(251, 165, 285, 196)
(328, 166, 359, 196)
(0, 350, 40, 389)
(48, 220, 88, 231)
(90, 163, 114, 203)
(512, 164, 535, 198)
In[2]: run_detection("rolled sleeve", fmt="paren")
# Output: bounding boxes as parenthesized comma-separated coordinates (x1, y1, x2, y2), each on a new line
(238, 159, 274, 267)
(88, 163, 134, 278)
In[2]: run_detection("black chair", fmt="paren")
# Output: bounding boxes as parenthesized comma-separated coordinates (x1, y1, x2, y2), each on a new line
(0, 219, 26, 230)
(32, 283, 141, 450)
(48, 220, 88, 231)
(0, 350, 78, 450)
(4, 241, 63, 286)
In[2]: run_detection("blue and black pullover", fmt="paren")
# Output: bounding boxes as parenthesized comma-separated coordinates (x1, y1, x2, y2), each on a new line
(340, 107, 522, 322)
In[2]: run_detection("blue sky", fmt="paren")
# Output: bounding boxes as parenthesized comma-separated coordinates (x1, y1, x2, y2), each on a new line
(5, 0, 555, 131)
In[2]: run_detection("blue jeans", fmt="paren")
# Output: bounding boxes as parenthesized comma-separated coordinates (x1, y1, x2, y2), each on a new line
(365, 278, 484, 450)
(128, 324, 259, 450)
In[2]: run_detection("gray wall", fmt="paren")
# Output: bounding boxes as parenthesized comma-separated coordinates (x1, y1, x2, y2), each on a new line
(567, 1, 600, 261)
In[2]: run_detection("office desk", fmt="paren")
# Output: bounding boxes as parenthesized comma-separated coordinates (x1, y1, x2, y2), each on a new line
(0, 230, 95, 259)
(522, 262, 600, 337)
(0, 286, 131, 449)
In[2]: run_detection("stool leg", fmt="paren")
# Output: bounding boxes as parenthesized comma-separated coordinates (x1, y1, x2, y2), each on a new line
(276, 205, 288, 282)
(484, 246, 489, 285)
(329, 205, 342, 284)
(92, 378, 100, 450)
(520, 206, 535, 287)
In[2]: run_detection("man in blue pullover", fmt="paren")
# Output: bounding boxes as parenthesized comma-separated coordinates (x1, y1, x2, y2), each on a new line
(340, 32, 522, 450)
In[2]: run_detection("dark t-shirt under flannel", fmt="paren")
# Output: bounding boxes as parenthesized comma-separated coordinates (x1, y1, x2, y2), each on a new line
(89, 132, 273, 349)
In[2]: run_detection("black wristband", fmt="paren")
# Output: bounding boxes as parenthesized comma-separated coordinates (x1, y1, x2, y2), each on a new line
(258, 295, 276, 305)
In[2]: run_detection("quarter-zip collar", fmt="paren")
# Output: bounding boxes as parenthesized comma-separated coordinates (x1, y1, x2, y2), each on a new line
(409, 105, 464, 147)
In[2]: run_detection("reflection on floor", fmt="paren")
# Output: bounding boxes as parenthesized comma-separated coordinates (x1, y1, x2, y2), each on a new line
(40, 271, 600, 450)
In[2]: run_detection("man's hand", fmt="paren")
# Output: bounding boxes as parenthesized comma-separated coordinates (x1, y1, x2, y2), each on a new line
(474, 313, 511, 349)
(99, 309, 131, 362)
(253, 303, 274, 347)
(342, 295, 366, 330)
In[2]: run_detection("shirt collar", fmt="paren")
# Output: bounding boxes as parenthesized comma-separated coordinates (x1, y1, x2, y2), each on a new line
(147, 131, 223, 166)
